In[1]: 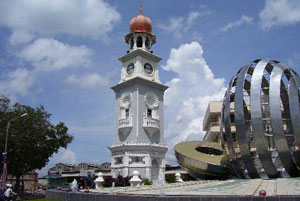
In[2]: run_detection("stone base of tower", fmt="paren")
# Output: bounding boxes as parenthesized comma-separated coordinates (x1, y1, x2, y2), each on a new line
(109, 143, 167, 182)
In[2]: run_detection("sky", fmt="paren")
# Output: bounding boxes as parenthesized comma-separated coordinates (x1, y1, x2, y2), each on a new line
(0, 0, 300, 176)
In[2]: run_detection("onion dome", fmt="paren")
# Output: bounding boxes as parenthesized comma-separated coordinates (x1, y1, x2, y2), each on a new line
(129, 7, 152, 33)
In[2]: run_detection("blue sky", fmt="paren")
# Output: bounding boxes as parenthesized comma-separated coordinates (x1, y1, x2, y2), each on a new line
(0, 0, 300, 175)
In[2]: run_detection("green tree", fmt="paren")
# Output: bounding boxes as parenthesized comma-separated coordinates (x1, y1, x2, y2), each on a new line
(0, 96, 73, 192)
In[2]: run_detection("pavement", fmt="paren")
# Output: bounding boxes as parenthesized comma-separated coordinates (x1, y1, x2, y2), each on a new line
(91, 177, 300, 196)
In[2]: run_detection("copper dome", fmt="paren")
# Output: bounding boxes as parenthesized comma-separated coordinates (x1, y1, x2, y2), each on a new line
(129, 10, 152, 33)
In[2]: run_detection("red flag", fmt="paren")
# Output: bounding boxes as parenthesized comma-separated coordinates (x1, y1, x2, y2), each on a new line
(1, 162, 7, 190)
(1, 153, 7, 190)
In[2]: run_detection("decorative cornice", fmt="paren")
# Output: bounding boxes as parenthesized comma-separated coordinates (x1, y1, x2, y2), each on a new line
(111, 77, 168, 92)
(119, 49, 161, 63)
(109, 142, 168, 150)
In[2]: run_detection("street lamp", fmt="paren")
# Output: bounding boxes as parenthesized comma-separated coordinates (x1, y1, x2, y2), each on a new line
(1, 113, 28, 190)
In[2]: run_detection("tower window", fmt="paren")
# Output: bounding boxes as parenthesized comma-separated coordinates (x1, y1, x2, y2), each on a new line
(137, 36, 143, 47)
(130, 38, 134, 49)
(147, 109, 152, 118)
(125, 109, 129, 118)
(145, 38, 149, 49)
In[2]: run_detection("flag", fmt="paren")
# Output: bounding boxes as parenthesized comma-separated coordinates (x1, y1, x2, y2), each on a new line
(1, 153, 7, 190)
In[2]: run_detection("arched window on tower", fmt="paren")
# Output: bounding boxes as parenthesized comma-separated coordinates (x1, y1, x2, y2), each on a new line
(125, 109, 129, 118)
(147, 109, 152, 118)
(130, 38, 134, 49)
(137, 36, 143, 47)
(145, 38, 150, 49)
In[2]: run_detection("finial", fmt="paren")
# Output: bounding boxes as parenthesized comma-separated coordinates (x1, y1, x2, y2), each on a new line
(139, 5, 143, 14)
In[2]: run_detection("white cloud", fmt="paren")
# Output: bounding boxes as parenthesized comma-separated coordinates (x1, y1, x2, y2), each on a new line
(162, 42, 226, 163)
(260, 0, 300, 29)
(51, 148, 78, 164)
(158, 10, 210, 38)
(9, 30, 35, 46)
(288, 52, 300, 67)
(220, 15, 253, 32)
(1, 38, 94, 97)
(0, 68, 34, 96)
(18, 38, 93, 72)
(0, 0, 121, 45)
(66, 73, 107, 89)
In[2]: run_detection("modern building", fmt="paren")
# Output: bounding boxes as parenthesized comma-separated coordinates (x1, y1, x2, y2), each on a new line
(203, 101, 238, 148)
(109, 8, 168, 181)
(203, 101, 222, 143)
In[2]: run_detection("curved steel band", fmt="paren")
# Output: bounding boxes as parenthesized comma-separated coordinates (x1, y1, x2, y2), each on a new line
(283, 67, 300, 166)
(234, 64, 260, 178)
(224, 77, 245, 178)
(269, 66, 299, 177)
(281, 65, 300, 167)
(250, 60, 278, 178)
(220, 106, 227, 155)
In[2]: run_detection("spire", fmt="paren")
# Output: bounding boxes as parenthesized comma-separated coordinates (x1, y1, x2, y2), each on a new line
(139, 5, 143, 14)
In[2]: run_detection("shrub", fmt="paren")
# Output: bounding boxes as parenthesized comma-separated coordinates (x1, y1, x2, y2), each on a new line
(142, 178, 152, 185)
(165, 174, 176, 183)
(103, 176, 114, 187)
(115, 175, 131, 187)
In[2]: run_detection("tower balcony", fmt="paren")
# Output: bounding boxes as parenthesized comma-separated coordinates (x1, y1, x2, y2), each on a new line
(118, 117, 133, 136)
(143, 117, 160, 136)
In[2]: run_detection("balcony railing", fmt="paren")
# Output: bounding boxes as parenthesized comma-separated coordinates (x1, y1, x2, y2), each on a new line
(118, 117, 133, 136)
(207, 122, 236, 134)
(143, 117, 160, 128)
(209, 122, 220, 127)
(118, 117, 133, 129)
(143, 117, 160, 136)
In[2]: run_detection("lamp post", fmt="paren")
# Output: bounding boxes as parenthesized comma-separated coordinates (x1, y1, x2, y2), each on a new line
(1, 113, 28, 190)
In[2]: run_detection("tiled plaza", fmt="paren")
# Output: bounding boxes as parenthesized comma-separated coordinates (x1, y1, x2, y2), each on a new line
(91, 178, 300, 196)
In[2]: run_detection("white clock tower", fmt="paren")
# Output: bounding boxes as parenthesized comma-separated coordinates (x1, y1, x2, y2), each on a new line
(109, 8, 168, 181)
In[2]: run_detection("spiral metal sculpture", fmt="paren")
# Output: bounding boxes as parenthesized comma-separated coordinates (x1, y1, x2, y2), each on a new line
(221, 59, 300, 179)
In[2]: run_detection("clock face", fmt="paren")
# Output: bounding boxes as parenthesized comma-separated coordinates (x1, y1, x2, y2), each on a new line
(126, 63, 135, 75)
(144, 63, 153, 75)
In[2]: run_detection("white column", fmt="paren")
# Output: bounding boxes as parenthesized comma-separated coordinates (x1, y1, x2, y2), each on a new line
(149, 39, 152, 51)
(142, 35, 146, 49)
(133, 35, 137, 49)
(123, 155, 129, 177)
(160, 159, 165, 181)
(145, 155, 151, 179)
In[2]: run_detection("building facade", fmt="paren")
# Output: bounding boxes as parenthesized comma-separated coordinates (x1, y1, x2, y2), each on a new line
(7, 172, 38, 192)
(203, 101, 238, 147)
(109, 8, 168, 181)
(46, 162, 111, 188)
(203, 101, 223, 143)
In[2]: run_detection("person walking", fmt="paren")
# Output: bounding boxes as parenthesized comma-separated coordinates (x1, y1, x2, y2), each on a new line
(3, 184, 17, 201)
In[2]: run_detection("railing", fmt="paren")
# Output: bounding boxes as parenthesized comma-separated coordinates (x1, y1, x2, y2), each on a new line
(143, 117, 160, 128)
(118, 117, 133, 129)
(209, 122, 220, 127)
(206, 122, 220, 134)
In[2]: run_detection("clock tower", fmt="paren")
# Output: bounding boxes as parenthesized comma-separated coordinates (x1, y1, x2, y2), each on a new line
(109, 8, 168, 181)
